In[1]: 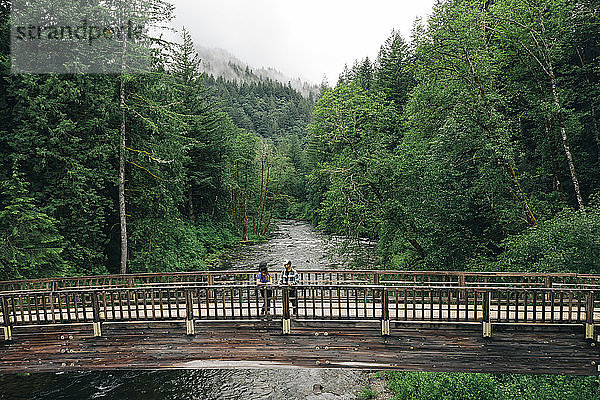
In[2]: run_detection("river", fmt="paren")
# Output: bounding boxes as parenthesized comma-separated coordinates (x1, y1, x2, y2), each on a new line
(0, 221, 378, 400)
(218, 220, 351, 270)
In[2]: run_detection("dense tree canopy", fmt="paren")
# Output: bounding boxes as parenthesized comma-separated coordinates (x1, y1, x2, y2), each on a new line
(307, 0, 600, 272)
(1, 0, 599, 276)
(0, 7, 312, 277)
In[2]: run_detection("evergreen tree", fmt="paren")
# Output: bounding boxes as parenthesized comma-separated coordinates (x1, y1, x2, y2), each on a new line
(0, 165, 65, 279)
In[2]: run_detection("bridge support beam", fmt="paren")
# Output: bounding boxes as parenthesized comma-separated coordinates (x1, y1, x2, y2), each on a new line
(92, 292, 102, 338)
(482, 291, 492, 338)
(282, 319, 291, 335)
(586, 324, 594, 340)
(458, 274, 466, 301)
(482, 322, 492, 338)
(185, 290, 195, 336)
(207, 275, 215, 300)
(3, 326, 12, 341)
(2, 297, 13, 342)
(545, 276, 553, 302)
(381, 320, 390, 336)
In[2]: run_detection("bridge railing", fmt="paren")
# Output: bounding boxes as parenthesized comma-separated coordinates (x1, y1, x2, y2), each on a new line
(1, 284, 598, 341)
(2, 270, 600, 293)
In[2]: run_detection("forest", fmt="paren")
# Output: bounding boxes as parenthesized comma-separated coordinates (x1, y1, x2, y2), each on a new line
(308, 0, 600, 275)
(0, 0, 316, 278)
(2, 0, 598, 279)
(1, 0, 600, 397)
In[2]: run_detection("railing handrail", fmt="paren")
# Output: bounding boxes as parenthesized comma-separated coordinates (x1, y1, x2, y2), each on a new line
(1, 283, 600, 297)
(3, 269, 600, 289)
(4, 268, 600, 281)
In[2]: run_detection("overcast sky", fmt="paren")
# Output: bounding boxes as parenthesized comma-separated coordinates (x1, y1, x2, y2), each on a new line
(170, 0, 435, 84)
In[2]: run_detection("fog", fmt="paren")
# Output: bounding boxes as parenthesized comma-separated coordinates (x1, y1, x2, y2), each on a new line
(170, 0, 435, 84)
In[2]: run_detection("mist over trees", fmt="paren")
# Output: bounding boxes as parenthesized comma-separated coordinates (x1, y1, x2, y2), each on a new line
(195, 45, 321, 99)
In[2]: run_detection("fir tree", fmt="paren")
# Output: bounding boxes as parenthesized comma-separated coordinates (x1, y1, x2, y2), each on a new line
(0, 165, 66, 279)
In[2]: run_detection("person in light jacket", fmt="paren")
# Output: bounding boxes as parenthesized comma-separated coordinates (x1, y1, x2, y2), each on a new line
(278, 259, 298, 315)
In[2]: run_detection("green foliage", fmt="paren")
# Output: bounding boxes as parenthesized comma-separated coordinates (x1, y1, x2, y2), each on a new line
(374, 30, 414, 108)
(203, 73, 314, 140)
(128, 218, 207, 273)
(497, 374, 600, 400)
(384, 372, 600, 400)
(0, 166, 66, 279)
(307, 0, 600, 271)
(387, 372, 501, 400)
(308, 81, 400, 239)
(487, 204, 600, 273)
(1, 73, 117, 276)
(355, 386, 378, 400)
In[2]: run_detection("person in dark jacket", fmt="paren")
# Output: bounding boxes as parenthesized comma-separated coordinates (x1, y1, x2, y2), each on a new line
(256, 261, 272, 315)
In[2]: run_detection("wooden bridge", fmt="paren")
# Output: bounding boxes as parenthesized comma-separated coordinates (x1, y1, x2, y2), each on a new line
(2, 269, 600, 374)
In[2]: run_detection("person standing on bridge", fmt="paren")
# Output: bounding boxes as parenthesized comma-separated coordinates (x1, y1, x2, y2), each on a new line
(278, 259, 298, 315)
(256, 261, 272, 316)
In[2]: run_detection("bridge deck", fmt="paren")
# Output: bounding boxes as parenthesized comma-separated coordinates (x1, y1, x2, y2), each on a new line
(1, 321, 598, 374)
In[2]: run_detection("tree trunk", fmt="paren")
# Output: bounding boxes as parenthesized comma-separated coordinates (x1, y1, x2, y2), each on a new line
(119, 75, 128, 274)
(545, 114, 565, 197)
(188, 187, 195, 223)
(550, 72, 585, 210)
(538, 13, 584, 210)
(119, 37, 128, 275)
(243, 198, 249, 241)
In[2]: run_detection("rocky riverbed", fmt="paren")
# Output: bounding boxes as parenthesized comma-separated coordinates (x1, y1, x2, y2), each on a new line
(219, 219, 377, 271)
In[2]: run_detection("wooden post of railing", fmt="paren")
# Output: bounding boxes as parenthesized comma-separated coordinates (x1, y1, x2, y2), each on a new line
(586, 291, 594, 340)
(1, 296, 12, 342)
(373, 273, 380, 286)
(458, 274, 466, 301)
(185, 290, 195, 336)
(282, 287, 291, 335)
(482, 291, 492, 338)
(545, 276, 552, 302)
(207, 275, 215, 300)
(92, 292, 102, 337)
(381, 288, 390, 336)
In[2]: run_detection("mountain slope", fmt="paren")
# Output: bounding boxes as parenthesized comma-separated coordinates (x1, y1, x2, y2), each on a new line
(195, 46, 320, 99)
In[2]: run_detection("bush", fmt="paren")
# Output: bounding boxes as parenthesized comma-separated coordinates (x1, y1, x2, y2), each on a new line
(384, 372, 600, 400)
(487, 205, 600, 273)
(387, 372, 501, 400)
